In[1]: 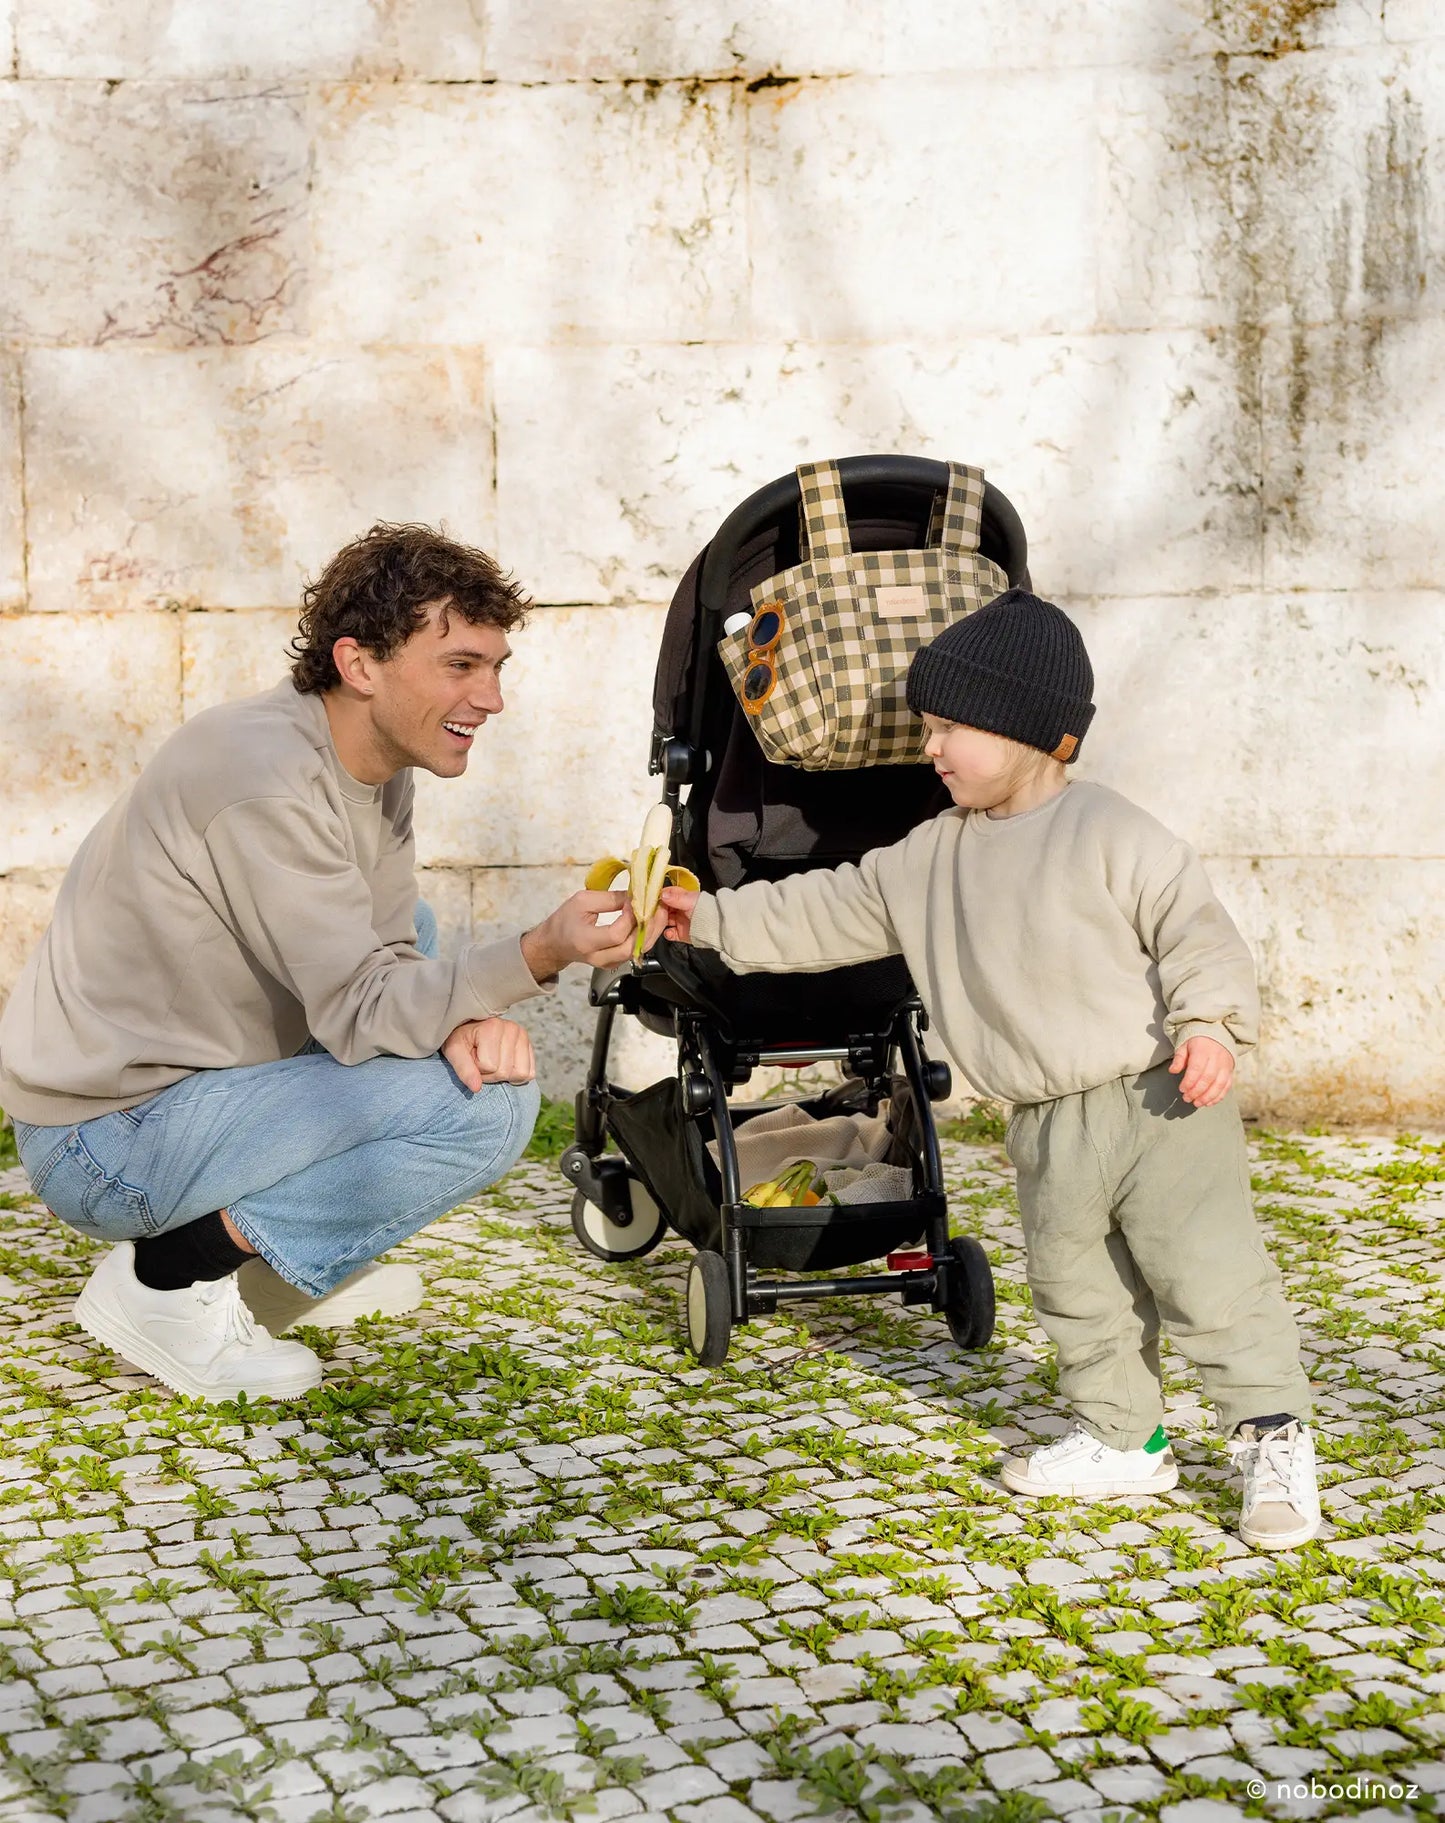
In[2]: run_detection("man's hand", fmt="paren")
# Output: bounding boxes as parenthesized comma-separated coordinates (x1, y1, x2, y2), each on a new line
(647, 885, 699, 949)
(1169, 1035, 1234, 1108)
(443, 1017, 536, 1090)
(521, 890, 638, 982)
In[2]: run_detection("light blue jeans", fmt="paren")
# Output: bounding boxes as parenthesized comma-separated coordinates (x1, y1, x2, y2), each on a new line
(9, 903, 540, 1297)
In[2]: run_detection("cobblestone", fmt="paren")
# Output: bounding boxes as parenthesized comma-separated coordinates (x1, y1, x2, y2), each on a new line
(0, 1130, 1443, 1818)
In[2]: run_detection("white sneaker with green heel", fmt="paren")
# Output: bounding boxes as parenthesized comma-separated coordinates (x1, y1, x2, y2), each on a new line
(1000, 1423, 1179, 1497)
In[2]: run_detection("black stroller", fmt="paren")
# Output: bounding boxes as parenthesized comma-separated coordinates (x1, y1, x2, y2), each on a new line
(560, 455, 1029, 1365)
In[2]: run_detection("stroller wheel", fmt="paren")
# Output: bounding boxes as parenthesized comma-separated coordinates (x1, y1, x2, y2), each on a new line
(570, 1184, 666, 1263)
(685, 1251, 732, 1367)
(942, 1234, 996, 1350)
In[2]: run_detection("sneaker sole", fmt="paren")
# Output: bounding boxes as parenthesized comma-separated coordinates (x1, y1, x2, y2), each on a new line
(1240, 1515, 1321, 1550)
(1000, 1461, 1180, 1497)
(242, 1271, 425, 1335)
(73, 1285, 322, 1403)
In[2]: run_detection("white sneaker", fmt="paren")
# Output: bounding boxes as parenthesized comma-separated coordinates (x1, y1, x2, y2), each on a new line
(1000, 1422, 1180, 1497)
(236, 1258, 424, 1334)
(1230, 1419, 1320, 1549)
(73, 1243, 323, 1402)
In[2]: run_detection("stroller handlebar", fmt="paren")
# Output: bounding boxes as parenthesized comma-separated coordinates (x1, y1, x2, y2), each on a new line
(697, 454, 1029, 619)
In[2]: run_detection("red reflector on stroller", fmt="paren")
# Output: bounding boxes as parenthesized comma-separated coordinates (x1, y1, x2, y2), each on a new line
(886, 1250, 932, 1271)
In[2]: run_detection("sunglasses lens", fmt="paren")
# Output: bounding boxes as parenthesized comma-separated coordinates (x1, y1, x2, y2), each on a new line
(743, 662, 773, 702)
(750, 608, 781, 647)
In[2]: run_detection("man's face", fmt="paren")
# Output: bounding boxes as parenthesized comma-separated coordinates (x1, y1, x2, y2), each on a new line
(357, 601, 511, 779)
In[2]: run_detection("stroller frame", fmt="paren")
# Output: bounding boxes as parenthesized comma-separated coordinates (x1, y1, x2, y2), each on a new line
(561, 456, 1028, 1365)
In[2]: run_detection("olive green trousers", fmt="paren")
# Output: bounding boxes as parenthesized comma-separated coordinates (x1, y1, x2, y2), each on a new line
(1006, 1063, 1312, 1451)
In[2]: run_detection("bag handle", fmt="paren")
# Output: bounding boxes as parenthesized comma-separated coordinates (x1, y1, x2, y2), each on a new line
(927, 461, 987, 555)
(796, 460, 853, 562)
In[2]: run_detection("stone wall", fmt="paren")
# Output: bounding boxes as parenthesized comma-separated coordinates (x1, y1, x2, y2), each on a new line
(1, 1, 1442, 1120)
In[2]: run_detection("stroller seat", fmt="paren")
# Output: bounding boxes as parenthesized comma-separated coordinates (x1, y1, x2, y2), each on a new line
(560, 455, 1028, 1366)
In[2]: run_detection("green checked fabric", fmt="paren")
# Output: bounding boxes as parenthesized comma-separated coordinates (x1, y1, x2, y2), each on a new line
(719, 459, 1010, 770)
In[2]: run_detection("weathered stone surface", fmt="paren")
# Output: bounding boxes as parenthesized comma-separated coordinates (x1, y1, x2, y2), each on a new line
(1213, 856, 1445, 1124)
(0, 611, 180, 872)
(0, 81, 307, 347)
(494, 333, 1259, 605)
(23, 348, 493, 613)
(748, 73, 1098, 340)
(312, 82, 747, 345)
(1072, 593, 1445, 857)
(15, 0, 487, 79)
(1262, 316, 1445, 592)
(0, 350, 21, 608)
(0, 869, 62, 999)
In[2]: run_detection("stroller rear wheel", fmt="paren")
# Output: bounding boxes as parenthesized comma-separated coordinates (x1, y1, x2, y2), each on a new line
(570, 1184, 666, 1263)
(942, 1234, 996, 1349)
(686, 1251, 732, 1366)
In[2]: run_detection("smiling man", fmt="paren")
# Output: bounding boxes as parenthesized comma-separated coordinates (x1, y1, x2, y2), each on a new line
(0, 524, 637, 1402)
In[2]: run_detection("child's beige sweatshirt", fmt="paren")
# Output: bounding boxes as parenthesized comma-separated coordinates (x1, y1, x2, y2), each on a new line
(689, 781, 1258, 1106)
(0, 680, 549, 1128)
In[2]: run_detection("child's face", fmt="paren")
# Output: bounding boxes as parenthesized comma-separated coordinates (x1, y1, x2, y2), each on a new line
(920, 716, 1039, 809)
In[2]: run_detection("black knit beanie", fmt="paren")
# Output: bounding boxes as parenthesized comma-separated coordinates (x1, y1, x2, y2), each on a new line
(905, 588, 1096, 764)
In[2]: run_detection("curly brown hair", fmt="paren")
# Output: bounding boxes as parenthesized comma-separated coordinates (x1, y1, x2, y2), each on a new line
(288, 523, 531, 695)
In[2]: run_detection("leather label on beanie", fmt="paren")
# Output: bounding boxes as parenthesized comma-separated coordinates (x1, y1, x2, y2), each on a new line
(1051, 733, 1078, 761)
(875, 584, 929, 618)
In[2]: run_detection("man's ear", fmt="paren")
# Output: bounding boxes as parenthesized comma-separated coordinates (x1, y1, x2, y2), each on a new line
(331, 636, 377, 696)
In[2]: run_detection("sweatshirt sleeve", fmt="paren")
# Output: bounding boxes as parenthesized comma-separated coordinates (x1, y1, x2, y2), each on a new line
(1136, 842, 1260, 1058)
(689, 848, 901, 974)
(190, 795, 550, 1063)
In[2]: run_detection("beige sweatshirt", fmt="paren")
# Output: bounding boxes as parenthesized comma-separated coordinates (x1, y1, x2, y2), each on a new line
(0, 680, 549, 1127)
(689, 781, 1258, 1107)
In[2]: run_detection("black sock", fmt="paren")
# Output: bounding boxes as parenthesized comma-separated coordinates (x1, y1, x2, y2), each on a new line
(1236, 1411, 1296, 1437)
(132, 1211, 251, 1291)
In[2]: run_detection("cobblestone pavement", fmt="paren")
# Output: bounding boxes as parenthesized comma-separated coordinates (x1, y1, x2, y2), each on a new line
(3, 1119, 1445, 1823)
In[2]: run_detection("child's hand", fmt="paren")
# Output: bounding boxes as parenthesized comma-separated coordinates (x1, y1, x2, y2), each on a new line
(652, 885, 698, 947)
(1169, 1035, 1234, 1108)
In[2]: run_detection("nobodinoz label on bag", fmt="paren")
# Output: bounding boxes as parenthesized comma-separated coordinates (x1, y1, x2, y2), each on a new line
(875, 584, 929, 617)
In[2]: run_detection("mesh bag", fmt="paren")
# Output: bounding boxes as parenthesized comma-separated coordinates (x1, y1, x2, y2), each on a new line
(718, 459, 1008, 770)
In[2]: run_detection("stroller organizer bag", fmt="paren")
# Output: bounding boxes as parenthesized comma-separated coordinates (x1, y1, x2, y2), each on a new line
(559, 454, 1028, 1367)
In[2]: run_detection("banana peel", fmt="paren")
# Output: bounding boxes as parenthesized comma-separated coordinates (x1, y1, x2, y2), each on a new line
(743, 1160, 823, 1208)
(585, 801, 700, 961)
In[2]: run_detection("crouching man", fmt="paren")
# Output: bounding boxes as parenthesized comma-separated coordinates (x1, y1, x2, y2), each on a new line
(0, 524, 637, 1402)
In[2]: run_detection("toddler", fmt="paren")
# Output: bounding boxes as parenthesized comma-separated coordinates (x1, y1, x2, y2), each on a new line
(653, 588, 1318, 1549)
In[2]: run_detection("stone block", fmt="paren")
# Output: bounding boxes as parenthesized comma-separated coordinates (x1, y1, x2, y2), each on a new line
(180, 610, 297, 715)
(1070, 592, 1445, 857)
(0, 82, 306, 346)
(1211, 856, 1445, 1125)
(15, 0, 487, 78)
(0, 352, 21, 608)
(1262, 317, 1445, 592)
(312, 81, 746, 344)
(484, 3, 874, 80)
(0, 611, 181, 872)
(747, 72, 1098, 340)
(494, 332, 1259, 606)
(23, 347, 493, 613)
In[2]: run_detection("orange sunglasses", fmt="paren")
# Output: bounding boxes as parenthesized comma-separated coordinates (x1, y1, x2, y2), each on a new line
(739, 600, 786, 714)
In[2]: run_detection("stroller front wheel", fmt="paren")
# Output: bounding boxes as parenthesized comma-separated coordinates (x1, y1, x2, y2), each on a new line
(570, 1184, 667, 1263)
(685, 1251, 732, 1367)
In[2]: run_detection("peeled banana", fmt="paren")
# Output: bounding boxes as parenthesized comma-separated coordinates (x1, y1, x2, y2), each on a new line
(585, 801, 701, 961)
(743, 1160, 823, 1208)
